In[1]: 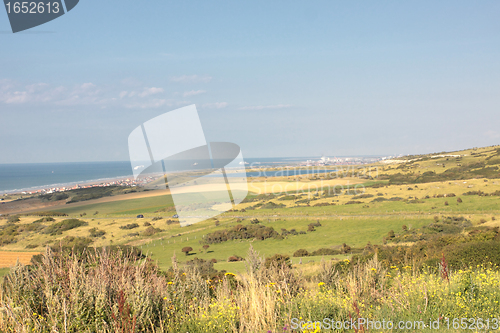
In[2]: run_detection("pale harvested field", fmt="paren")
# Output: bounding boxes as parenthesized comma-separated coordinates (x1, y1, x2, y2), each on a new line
(0, 251, 41, 268)
(2, 178, 365, 215)
(247, 178, 364, 195)
(0, 190, 171, 215)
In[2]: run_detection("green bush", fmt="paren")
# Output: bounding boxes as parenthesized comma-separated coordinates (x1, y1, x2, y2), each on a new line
(264, 254, 291, 269)
(143, 226, 162, 236)
(0, 225, 20, 245)
(119, 223, 139, 230)
(42, 219, 88, 236)
(293, 249, 310, 257)
(205, 224, 279, 244)
(310, 248, 338, 256)
(33, 217, 55, 223)
(88, 228, 106, 238)
(7, 215, 20, 223)
(24, 211, 68, 216)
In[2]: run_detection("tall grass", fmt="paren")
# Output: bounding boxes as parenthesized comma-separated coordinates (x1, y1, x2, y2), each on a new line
(1, 247, 499, 332)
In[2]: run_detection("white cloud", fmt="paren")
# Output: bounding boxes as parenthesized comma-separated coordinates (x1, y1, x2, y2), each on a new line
(183, 90, 206, 97)
(170, 75, 212, 83)
(0, 79, 177, 110)
(119, 87, 164, 98)
(238, 104, 293, 110)
(125, 99, 170, 109)
(138, 87, 164, 97)
(202, 102, 228, 109)
(80, 82, 96, 90)
(0, 80, 107, 106)
(3, 91, 29, 104)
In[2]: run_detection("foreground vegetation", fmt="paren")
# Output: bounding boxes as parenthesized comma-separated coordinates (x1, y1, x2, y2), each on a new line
(0, 247, 499, 332)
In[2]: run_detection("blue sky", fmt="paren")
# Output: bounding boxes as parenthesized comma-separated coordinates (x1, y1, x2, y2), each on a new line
(1, 0, 500, 163)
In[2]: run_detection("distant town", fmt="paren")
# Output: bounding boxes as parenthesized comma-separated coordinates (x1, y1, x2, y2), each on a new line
(12, 175, 162, 196)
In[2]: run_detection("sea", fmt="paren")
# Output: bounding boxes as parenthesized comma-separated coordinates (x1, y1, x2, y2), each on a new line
(0, 157, 326, 193)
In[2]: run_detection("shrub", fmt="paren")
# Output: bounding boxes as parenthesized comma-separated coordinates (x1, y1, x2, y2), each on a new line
(205, 224, 279, 244)
(310, 248, 337, 256)
(88, 228, 106, 238)
(341, 243, 351, 254)
(143, 226, 162, 236)
(457, 197, 463, 203)
(52, 236, 93, 249)
(25, 211, 67, 217)
(143, 222, 152, 227)
(371, 197, 388, 202)
(264, 254, 291, 269)
(33, 217, 55, 223)
(351, 193, 374, 199)
(42, 219, 88, 236)
(152, 216, 163, 221)
(7, 215, 20, 223)
(0, 225, 19, 245)
(228, 255, 243, 262)
(293, 249, 309, 257)
(119, 223, 139, 230)
(444, 201, 449, 206)
(182, 246, 193, 256)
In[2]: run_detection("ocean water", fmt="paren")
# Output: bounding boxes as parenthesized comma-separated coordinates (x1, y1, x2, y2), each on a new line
(0, 162, 133, 193)
(0, 157, 316, 193)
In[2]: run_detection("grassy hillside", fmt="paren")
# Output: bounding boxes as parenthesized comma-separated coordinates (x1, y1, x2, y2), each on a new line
(1, 145, 500, 332)
(1, 144, 500, 272)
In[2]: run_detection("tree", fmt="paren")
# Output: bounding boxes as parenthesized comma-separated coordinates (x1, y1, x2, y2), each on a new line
(182, 247, 193, 256)
(202, 245, 210, 252)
